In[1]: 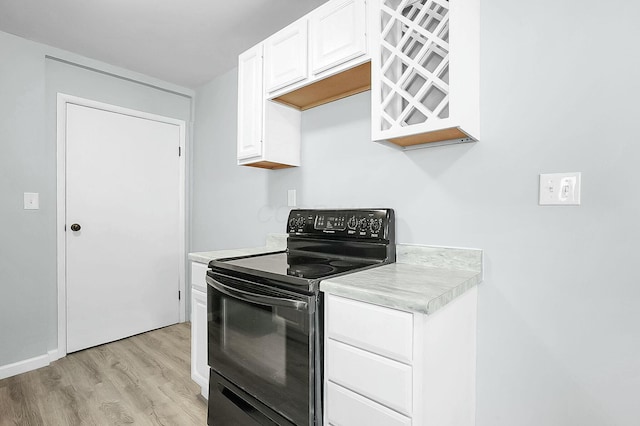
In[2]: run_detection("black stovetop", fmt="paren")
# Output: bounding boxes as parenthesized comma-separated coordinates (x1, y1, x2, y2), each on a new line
(209, 251, 383, 294)
(223, 251, 379, 279)
(208, 208, 396, 294)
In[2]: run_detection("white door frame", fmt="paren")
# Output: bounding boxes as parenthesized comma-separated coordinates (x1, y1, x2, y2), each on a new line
(56, 93, 187, 360)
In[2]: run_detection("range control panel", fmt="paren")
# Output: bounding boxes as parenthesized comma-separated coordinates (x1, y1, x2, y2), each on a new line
(287, 209, 394, 240)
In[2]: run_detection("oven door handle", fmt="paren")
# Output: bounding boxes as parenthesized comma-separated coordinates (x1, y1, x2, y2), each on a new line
(206, 275, 309, 311)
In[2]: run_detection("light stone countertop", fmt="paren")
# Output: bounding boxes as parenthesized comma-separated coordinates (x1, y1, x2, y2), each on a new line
(320, 244, 483, 315)
(189, 237, 482, 316)
(188, 234, 287, 264)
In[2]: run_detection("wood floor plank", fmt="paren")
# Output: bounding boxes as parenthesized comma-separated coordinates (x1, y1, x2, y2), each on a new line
(0, 323, 206, 426)
(0, 374, 45, 426)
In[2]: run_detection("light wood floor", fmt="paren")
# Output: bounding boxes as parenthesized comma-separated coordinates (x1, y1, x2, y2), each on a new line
(0, 323, 207, 426)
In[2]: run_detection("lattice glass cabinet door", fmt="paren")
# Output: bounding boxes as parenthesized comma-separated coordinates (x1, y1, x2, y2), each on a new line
(371, 0, 479, 148)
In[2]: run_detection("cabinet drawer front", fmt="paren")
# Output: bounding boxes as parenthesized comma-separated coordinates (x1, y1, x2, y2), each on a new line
(326, 294, 413, 363)
(327, 381, 411, 426)
(190, 262, 208, 292)
(327, 339, 412, 415)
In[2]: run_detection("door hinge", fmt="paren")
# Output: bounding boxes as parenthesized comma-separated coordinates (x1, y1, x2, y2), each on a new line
(178, 146, 182, 156)
(178, 290, 181, 300)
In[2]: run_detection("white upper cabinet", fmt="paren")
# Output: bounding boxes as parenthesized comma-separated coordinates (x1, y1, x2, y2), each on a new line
(237, 43, 301, 169)
(236, 0, 370, 170)
(310, 0, 368, 76)
(264, 20, 308, 93)
(371, 0, 480, 149)
(237, 44, 263, 160)
(236, 0, 479, 169)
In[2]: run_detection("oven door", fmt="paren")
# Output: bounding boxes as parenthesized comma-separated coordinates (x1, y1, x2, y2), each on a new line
(206, 271, 316, 426)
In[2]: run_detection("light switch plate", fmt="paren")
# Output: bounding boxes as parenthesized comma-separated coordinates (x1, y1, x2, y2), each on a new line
(24, 192, 39, 210)
(539, 172, 581, 205)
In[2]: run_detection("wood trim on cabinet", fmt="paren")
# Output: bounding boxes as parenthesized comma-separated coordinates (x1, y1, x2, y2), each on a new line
(387, 127, 472, 147)
(242, 161, 297, 170)
(272, 62, 371, 111)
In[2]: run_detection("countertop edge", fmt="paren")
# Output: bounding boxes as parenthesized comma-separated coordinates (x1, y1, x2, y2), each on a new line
(188, 234, 287, 264)
(321, 271, 481, 315)
(424, 273, 482, 314)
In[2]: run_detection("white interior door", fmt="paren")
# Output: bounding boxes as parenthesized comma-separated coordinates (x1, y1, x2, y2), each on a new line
(65, 102, 181, 353)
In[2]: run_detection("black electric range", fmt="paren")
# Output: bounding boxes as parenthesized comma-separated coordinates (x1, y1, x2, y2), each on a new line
(209, 208, 395, 292)
(206, 208, 395, 426)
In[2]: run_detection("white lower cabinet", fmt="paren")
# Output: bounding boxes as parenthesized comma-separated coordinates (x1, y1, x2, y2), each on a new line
(326, 292, 413, 362)
(324, 289, 477, 426)
(327, 340, 412, 415)
(190, 262, 209, 398)
(327, 382, 411, 426)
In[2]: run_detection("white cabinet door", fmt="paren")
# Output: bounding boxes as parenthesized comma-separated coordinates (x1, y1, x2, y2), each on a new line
(310, 0, 367, 75)
(191, 261, 208, 293)
(237, 44, 263, 160)
(370, 0, 480, 148)
(264, 19, 308, 92)
(237, 43, 301, 169)
(191, 287, 209, 398)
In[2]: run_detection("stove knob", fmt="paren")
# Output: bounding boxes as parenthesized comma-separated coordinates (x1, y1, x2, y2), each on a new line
(289, 217, 297, 228)
(358, 218, 368, 231)
(296, 217, 305, 227)
(370, 219, 382, 233)
(347, 216, 357, 230)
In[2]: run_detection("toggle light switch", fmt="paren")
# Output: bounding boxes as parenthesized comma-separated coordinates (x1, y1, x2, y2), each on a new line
(539, 173, 581, 205)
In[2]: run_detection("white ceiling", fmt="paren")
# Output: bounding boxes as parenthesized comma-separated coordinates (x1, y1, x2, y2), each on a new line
(0, 0, 328, 88)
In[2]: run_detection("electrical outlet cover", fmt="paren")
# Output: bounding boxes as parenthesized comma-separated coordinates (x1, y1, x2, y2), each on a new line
(24, 192, 40, 210)
(539, 172, 581, 205)
(287, 189, 297, 207)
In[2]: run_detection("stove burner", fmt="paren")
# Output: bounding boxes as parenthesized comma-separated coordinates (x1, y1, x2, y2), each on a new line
(287, 264, 336, 278)
(329, 260, 358, 267)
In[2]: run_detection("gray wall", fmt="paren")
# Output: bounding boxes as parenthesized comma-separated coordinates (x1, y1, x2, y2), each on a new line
(191, 0, 640, 424)
(0, 31, 49, 365)
(191, 69, 274, 251)
(0, 30, 193, 366)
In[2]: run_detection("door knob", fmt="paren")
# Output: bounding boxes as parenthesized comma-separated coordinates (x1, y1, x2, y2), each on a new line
(70, 223, 82, 231)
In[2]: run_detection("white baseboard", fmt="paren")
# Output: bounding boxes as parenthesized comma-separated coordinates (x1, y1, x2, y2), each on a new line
(48, 348, 62, 363)
(0, 353, 51, 380)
